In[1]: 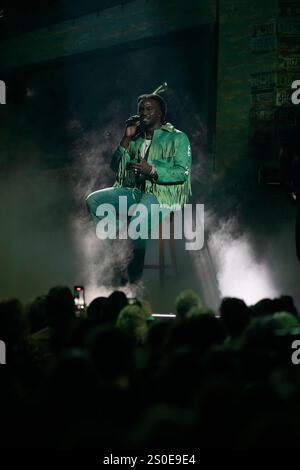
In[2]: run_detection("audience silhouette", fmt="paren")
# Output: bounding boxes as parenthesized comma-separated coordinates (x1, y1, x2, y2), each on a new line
(1, 285, 300, 449)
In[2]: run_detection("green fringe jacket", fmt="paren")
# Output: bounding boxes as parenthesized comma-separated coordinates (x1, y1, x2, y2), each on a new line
(111, 122, 192, 210)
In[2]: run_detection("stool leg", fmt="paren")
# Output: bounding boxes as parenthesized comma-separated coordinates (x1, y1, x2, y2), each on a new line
(159, 221, 165, 281)
(169, 213, 178, 276)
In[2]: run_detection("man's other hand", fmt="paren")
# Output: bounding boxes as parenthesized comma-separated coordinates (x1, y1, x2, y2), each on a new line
(130, 160, 153, 175)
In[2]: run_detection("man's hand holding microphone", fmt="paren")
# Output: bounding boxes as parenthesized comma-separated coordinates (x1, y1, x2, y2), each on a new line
(120, 115, 157, 178)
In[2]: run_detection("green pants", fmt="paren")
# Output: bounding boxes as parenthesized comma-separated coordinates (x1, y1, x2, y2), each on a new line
(86, 186, 170, 283)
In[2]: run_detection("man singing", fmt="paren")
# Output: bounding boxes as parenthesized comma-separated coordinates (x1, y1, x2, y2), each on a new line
(86, 92, 192, 284)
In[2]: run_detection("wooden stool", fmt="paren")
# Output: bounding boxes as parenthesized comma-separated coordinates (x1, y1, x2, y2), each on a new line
(144, 211, 178, 281)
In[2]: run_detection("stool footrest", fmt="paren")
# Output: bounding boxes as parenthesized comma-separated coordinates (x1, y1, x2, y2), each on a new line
(143, 212, 178, 279)
(144, 264, 172, 269)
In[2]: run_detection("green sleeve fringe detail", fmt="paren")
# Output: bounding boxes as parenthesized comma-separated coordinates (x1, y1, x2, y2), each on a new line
(146, 176, 192, 210)
(113, 153, 192, 210)
(115, 151, 129, 187)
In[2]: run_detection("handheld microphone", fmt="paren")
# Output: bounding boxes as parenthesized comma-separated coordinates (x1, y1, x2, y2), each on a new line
(125, 115, 140, 127)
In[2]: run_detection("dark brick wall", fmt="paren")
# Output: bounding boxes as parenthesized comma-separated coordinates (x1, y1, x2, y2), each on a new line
(216, 0, 279, 171)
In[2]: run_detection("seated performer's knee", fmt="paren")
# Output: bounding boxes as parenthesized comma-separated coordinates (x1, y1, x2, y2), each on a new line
(86, 188, 114, 219)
